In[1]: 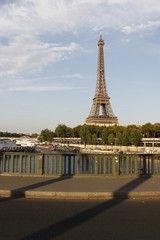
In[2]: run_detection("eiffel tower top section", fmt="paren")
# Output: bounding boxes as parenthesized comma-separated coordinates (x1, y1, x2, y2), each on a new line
(85, 34, 118, 126)
(95, 33, 108, 98)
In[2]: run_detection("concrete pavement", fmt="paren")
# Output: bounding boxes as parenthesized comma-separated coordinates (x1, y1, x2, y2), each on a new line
(0, 175, 160, 199)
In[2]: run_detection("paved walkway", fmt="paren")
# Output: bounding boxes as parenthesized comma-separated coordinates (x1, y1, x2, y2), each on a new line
(0, 175, 160, 199)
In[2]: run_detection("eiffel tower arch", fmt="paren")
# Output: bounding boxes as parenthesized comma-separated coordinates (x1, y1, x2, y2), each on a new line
(85, 34, 118, 126)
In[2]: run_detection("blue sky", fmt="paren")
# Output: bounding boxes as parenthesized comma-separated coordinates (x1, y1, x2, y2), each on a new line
(0, 0, 160, 133)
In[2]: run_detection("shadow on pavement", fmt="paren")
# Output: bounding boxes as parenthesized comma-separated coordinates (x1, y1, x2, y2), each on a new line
(0, 176, 73, 201)
(113, 176, 152, 199)
(18, 176, 151, 240)
(11, 176, 73, 197)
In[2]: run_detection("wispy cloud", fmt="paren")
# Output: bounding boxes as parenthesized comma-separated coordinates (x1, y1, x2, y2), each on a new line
(121, 21, 160, 34)
(0, 0, 160, 37)
(7, 85, 73, 92)
(0, 72, 87, 92)
(0, 77, 74, 92)
(0, 0, 160, 79)
(0, 35, 79, 76)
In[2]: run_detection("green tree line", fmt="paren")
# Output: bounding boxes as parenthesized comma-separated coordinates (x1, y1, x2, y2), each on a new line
(0, 132, 38, 138)
(38, 123, 160, 146)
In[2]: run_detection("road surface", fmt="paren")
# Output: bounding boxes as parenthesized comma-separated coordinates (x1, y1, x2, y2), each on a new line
(0, 198, 160, 240)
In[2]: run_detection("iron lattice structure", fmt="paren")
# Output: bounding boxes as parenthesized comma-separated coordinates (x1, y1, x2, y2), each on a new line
(85, 34, 118, 126)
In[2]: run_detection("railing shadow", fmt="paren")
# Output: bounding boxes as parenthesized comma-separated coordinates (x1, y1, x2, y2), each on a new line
(0, 175, 73, 202)
(18, 175, 152, 240)
(11, 175, 73, 197)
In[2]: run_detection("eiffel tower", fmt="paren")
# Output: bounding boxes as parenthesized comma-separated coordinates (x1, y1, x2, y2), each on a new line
(85, 34, 118, 126)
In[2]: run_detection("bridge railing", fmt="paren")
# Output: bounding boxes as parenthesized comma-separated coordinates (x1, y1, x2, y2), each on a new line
(0, 152, 160, 176)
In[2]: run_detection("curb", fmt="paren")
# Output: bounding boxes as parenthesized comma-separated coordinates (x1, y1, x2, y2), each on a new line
(0, 190, 160, 199)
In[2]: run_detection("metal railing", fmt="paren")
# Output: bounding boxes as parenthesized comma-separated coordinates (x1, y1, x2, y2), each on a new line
(0, 152, 160, 176)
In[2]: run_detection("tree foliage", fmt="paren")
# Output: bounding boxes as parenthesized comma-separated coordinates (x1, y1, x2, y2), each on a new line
(55, 124, 72, 138)
(2, 122, 159, 147)
(51, 122, 160, 146)
(0, 132, 24, 137)
(38, 129, 54, 143)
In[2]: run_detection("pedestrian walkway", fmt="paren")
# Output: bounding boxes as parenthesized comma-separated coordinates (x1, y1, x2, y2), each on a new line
(0, 175, 160, 199)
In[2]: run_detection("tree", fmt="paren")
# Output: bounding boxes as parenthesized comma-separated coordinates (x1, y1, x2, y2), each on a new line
(108, 133, 115, 145)
(141, 123, 152, 138)
(152, 123, 160, 138)
(129, 129, 142, 146)
(79, 125, 89, 143)
(31, 133, 38, 138)
(101, 128, 108, 144)
(55, 124, 72, 138)
(91, 133, 98, 145)
(87, 132, 92, 144)
(38, 129, 53, 143)
(122, 129, 130, 146)
(72, 125, 82, 137)
(116, 132, 123, 146)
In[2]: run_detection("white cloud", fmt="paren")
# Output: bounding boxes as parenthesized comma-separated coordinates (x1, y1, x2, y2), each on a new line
(0, 35, 79, 76)
(107, 0, 130, 4)
(0, 72, 86, 93)
(0, 0, 160, 37)
(59, 73, 86, 79)
(121, 21, 160, 34)
(0, 75, 73, 92)
(121, 38, 130, 43)
(0, 0, 160, 78)
(7, 85, 73, 92)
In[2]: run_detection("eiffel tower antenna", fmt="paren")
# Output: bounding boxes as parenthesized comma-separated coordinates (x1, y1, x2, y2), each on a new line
(85, 34, 118, 126)
(100, 30, 102, 39)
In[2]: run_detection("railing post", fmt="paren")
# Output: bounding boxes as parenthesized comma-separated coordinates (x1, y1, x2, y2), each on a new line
(126, 155, 129, 175)
(114, 155, 119, 176)
(135, 155, 138, 175)
(59, 154, 62, 175)
(95, 155, 98, 175)
(19, 154, 22, 173)
(151, 154, 155, 175)
(10, 153, 13, 173)
(36, 154, 43, 175)
(2, 153, 5, 172)
(76, 154, 79, 175)
(103, 156, 106, 175)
